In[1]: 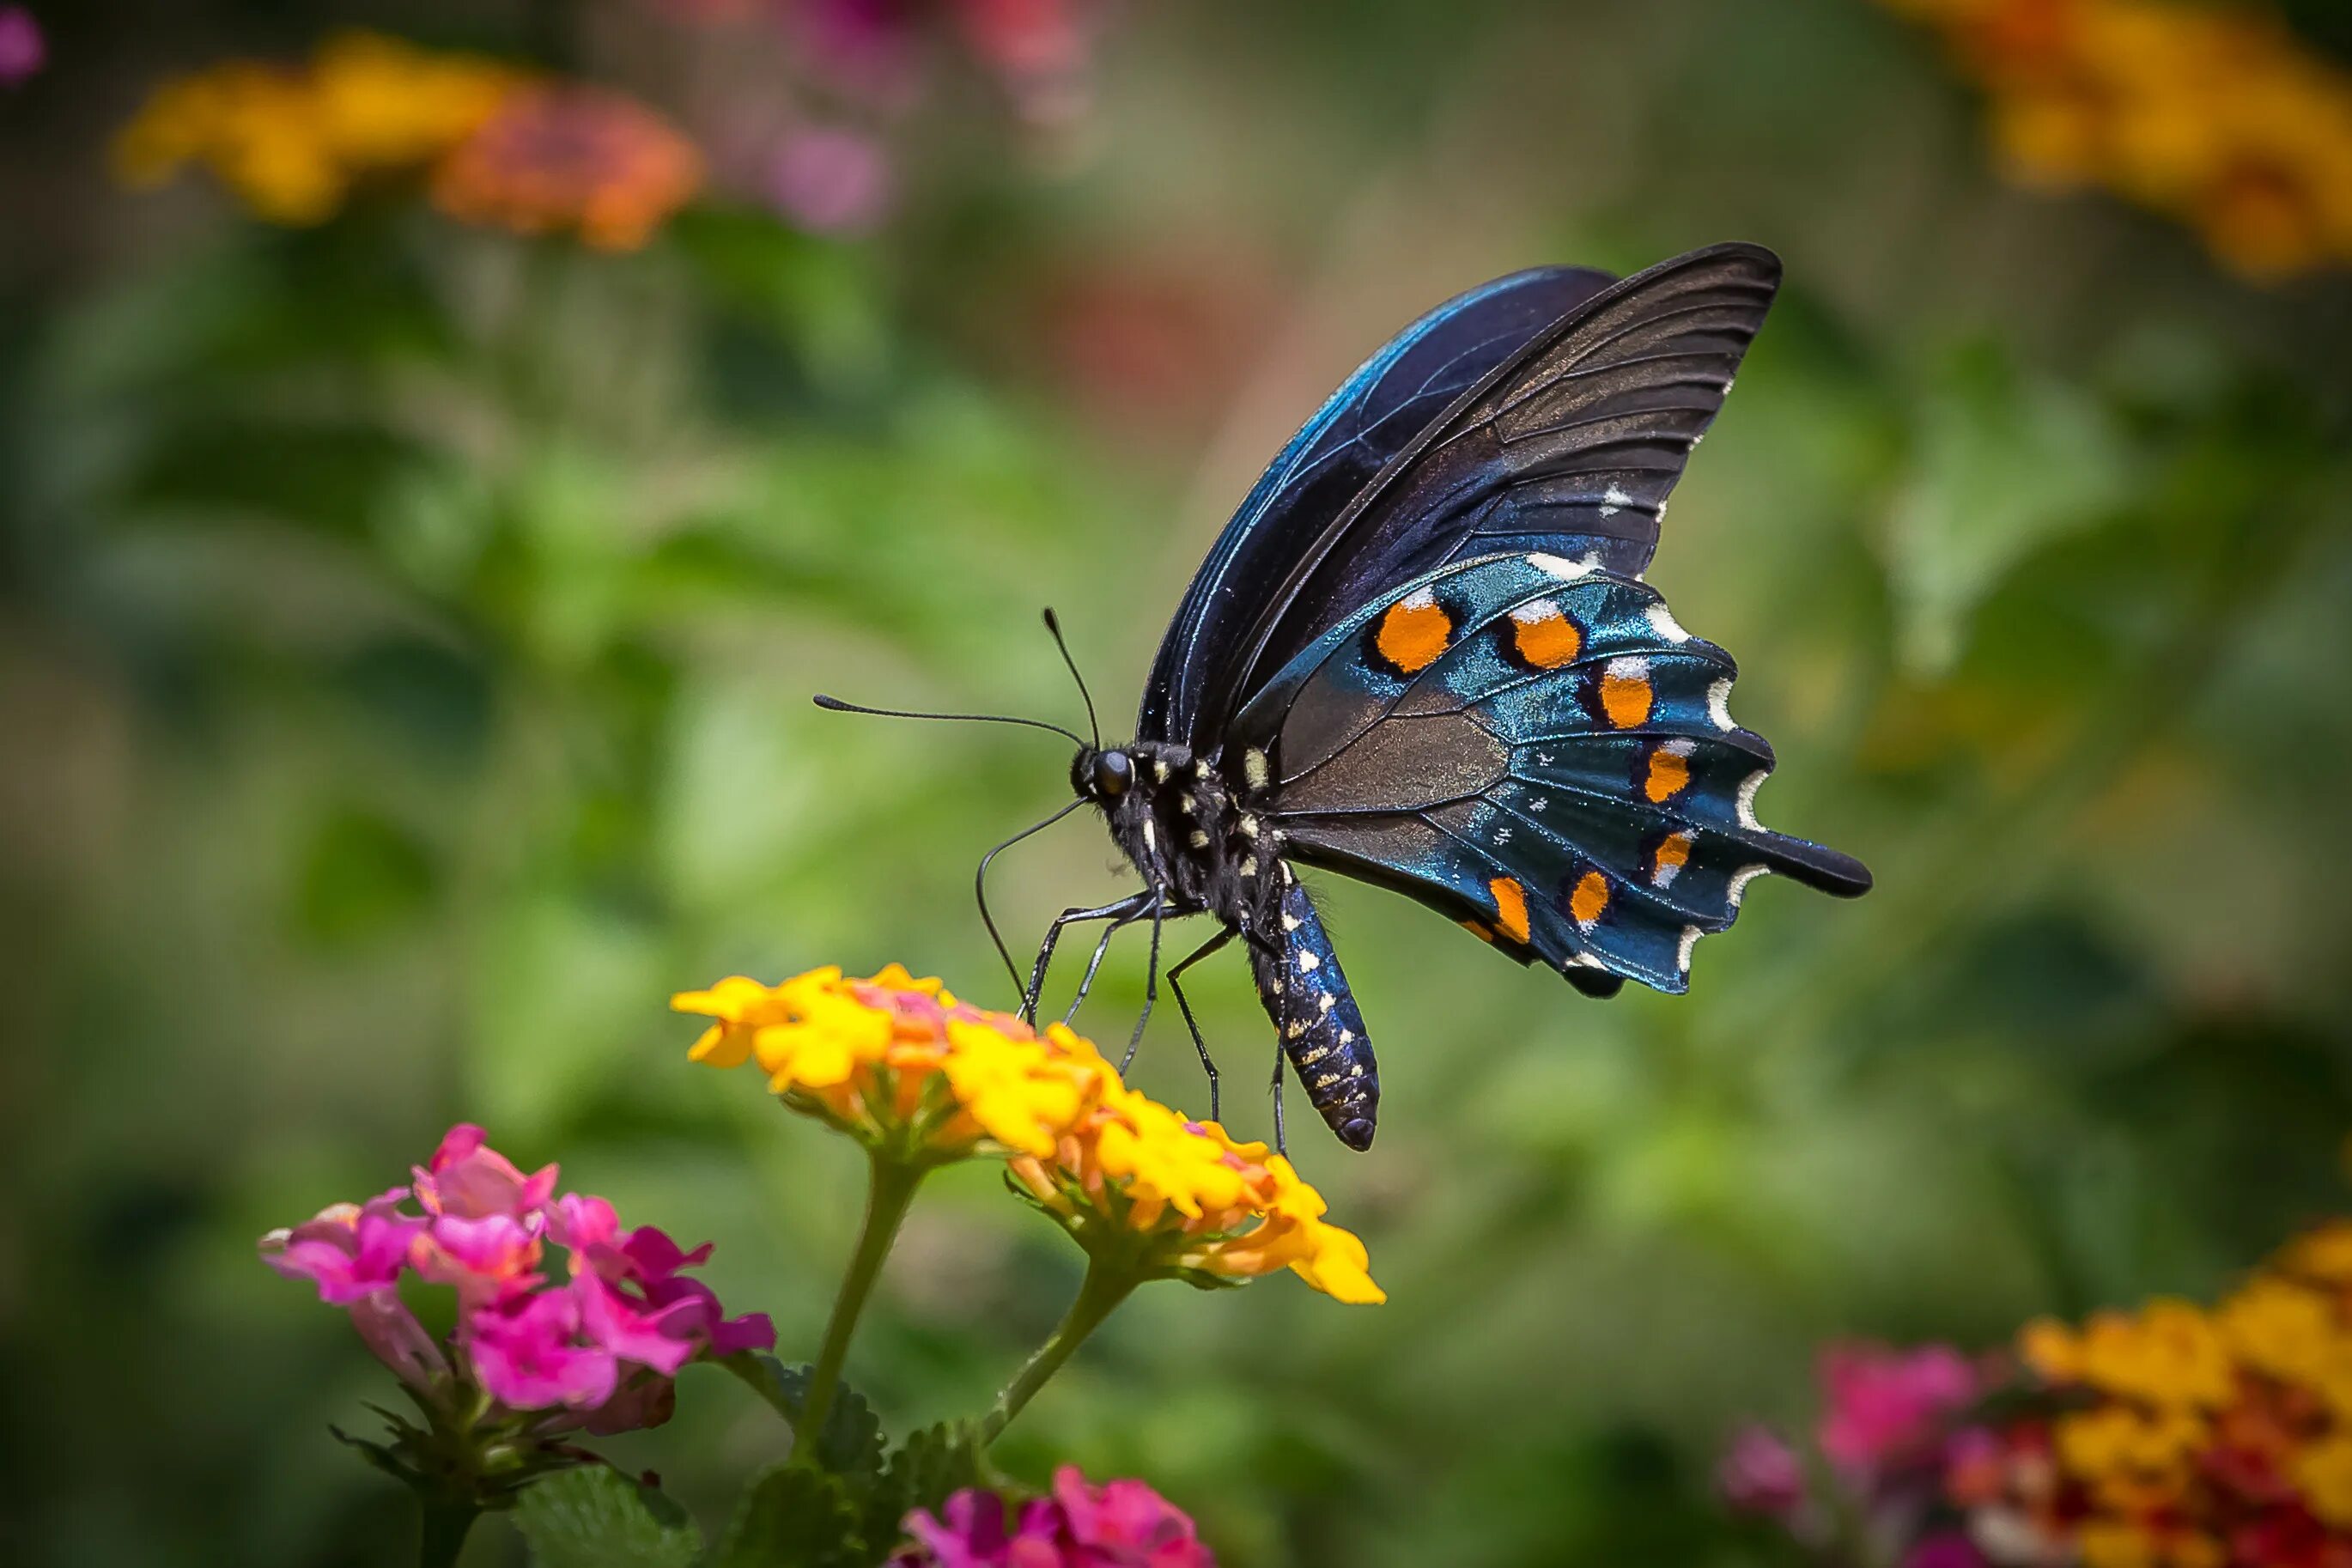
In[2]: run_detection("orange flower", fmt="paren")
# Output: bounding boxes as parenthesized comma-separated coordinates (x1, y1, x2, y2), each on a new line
(430, 84, 701, 251)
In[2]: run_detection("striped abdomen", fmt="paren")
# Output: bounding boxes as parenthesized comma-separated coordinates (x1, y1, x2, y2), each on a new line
(1249, 874, 1380, 1150)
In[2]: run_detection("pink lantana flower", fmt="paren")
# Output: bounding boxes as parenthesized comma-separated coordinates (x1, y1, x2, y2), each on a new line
(413, 1122, 558, 1222)
(262, 1187, 421, 1305)
(1817, 1342, 1980, 1473)
(896, 1468, 1216, 1568)
(469, 1288, 621, 1412)
(1717, 1422, 1808, 1518)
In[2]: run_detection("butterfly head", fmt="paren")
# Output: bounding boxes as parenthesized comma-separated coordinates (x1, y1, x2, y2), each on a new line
(1072, 745, 1136, 804)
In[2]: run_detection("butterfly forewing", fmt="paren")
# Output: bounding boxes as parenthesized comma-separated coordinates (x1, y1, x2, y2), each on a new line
(1157, 243, 1783, 754)
(1141, 264, 1619, 750)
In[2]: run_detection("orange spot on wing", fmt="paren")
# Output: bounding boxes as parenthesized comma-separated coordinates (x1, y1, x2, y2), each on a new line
(1600, 659, 1653, 728)
(1651, 831, 1694, 886)
(1569, 870, 1610, 928)
(1644, 743, 1693, 802)
(1459, 919, 1495, 944)
(1375, 591, 1450, 674)
(1488, 877, 1531, 945)
(1509, 600, 1583, 668)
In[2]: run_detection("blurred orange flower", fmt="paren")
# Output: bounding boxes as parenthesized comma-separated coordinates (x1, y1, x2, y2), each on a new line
(1877, 0, 2352, 279)
(430, 85, 702, 252)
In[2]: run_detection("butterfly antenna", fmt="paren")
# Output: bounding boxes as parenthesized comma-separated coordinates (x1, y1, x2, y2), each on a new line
(976, 799, 1087, 1000)
(1041, 608, 1101, 750)
(812, 694, 1087, 748)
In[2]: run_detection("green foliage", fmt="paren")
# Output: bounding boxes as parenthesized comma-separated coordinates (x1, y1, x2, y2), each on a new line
(710, 1466, 867, 1568)
(514, 1469, 703, 1568)
(9, 3, 2352, 1566)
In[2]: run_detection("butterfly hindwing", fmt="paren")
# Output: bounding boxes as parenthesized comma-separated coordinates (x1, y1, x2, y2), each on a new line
(1234, 553, 1869, 994)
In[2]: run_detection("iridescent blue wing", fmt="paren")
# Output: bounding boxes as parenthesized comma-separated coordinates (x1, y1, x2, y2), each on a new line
(1231, 552, 1869, 994)
(1140, 264, 1619, 748)
(1142, 244, 1780, 754)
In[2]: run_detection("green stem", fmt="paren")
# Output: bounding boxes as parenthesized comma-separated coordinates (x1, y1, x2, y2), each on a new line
(982, 1256, 1140, 1442)
(793, 1152, 924, 1466)
(417, 1497, 479, 1568)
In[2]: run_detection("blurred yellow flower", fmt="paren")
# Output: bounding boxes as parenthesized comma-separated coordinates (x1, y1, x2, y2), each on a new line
(1876, 0, 2352, 279)
(113, 33, 518, 227)
(2299, 1433, 2352, 1528)
(1009, 1083, 1383, 1304)
(675, 963, 1109, 1161)
(2027, 1298, 2236, 1408)
(113, 32, 697, 248)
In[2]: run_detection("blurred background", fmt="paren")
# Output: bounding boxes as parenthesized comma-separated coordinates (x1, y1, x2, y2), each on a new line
(5, 1, 2352, 1563)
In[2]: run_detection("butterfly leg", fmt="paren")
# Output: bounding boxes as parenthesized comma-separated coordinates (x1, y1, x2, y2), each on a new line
(1161, 927, 1233, 1122)
(1023, 891, 1154, 1022)
(1122, 892, 1168, 1069)
(1267, 1036, 1288, 1156)
(1062, 897, 1158, 1025)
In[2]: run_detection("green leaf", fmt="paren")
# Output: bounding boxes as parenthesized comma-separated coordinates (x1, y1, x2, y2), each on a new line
(511, 1467, 702, 1568)
(711, 1464, 866, 1568)
(1883, 340, 2135, 674)
(732, 1358, 886, 1486)
(863, 1423, 987, 1557)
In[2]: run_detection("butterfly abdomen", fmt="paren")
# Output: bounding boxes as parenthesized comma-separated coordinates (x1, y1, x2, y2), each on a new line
(1250, 872, 1379, 1150)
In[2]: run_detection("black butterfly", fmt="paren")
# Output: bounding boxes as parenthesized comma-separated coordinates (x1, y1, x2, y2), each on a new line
(824, 243, 1871, 1152)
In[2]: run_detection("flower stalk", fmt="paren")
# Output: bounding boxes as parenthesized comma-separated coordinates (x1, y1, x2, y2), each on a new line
(793, 1149, 925, 1464)
(983, 1255, 1140, 1441)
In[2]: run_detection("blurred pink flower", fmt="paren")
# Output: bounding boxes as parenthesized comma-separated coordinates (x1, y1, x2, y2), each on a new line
(412, 1123, 557, 1222)
(348, 1290, 450, 1391)
(1818, 1342, 1980, 1473)
(0, 8, 42, 88)
(896, 1468, 1215, 1567)
(261, 1188, 422, 1305)
(768, 125, 894, 233)
(1905, 1533, 1990, 1568)
(1052, 1466, 1215, 1565)
(469, 1289, 619, 1411)
(1717, 1423, 1808, 1517)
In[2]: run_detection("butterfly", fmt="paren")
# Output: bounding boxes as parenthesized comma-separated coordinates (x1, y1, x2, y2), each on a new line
(824, 243, 1871, 1152)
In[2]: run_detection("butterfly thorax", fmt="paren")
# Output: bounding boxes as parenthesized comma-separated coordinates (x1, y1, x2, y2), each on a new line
(1076, 741, 1285, 937)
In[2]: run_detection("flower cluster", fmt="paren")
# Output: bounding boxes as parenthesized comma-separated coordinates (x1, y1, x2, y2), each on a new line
(676, 963, 1112, 1160)
(677, 963, 1383, 1304)
(113, 31, 701, 247)
(429, 85, 704, 252)
(1877, 0, 2352, 279)
(263, 1124, 773, 1441)
(1723, 1218, 2352, 1568)
(895, 1466, 1216, 1568)
(1007, 1086, 1385, 1304)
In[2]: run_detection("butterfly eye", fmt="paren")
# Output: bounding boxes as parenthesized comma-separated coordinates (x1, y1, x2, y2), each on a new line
(1093, 750, 1134, 799)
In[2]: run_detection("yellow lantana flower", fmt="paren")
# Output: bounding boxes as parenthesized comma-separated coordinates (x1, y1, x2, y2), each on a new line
(2028, 1299, 2235, 1409)
(1009, 1082, 1383, 1304)
(674, 964, 1109, 1162)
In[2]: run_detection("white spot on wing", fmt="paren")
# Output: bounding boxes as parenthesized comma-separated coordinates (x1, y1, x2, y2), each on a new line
(1243, 748, 1270, 792)
(1735, 770, 1766, 830)
(1510, 597, 1562, 625)
(1727, 864, 1770, 907)
(1662, 738, 1695, 758)
(1571, 952, 1607, 969)
(1281, 910, 1301, 933)
(1707, 678, 1735, 732)
(1599, 483, 1635, 519)
(1644, 604, 1691, 644)
(1337, 1028, 1353, 1045)
(1677, 926, 1702, 973)
(1317, 993, 1334, 1014)
(1400, 585, 1437, 611)
(1527, 552, 1596, 581)
(1297, 949, 1320, 973)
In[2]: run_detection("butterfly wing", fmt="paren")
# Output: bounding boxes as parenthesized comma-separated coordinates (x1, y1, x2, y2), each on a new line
(1144, 243, 1781, 754)
(1231, 552, 1869, 995)
(1140, 263, 1620, 748)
